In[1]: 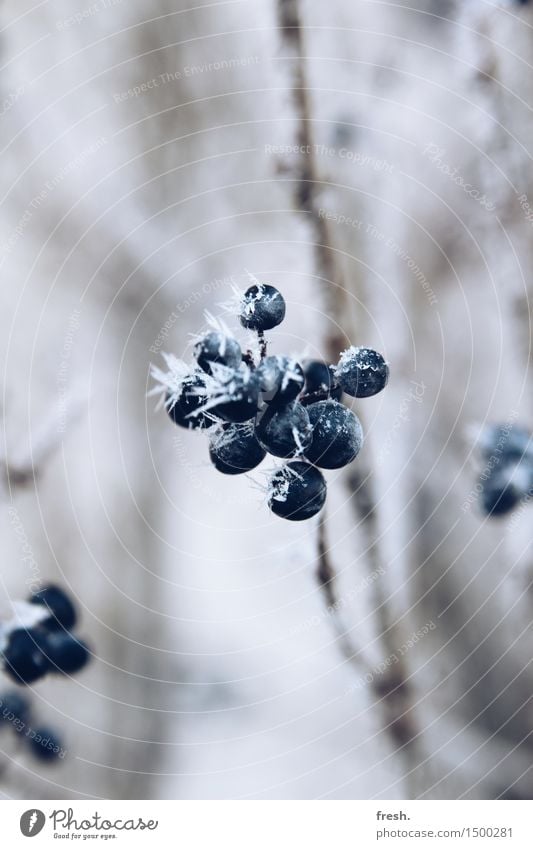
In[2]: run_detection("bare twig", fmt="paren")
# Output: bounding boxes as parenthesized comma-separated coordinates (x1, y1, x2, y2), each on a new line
(257, 330, 268, 361)
(346, 469, 419, 787)
(277, 0, 348, 362)
(316, 513, 336, 609)
(279, 0, 421, 792)
(315, 510, 368, 671)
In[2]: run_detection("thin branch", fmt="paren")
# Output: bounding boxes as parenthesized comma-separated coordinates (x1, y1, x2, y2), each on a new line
(279, 0, 422, 792)
(277, 0, 348, 362)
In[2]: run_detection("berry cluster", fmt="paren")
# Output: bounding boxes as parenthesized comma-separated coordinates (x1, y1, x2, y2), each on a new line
(152, 282, 389, 521)
(476, 423, 533, 517)
(0, 690, 63, 763)
(1, 586, 91, 686)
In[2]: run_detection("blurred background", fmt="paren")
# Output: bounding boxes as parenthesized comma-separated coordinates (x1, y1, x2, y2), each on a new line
(1, 0, 533, 800)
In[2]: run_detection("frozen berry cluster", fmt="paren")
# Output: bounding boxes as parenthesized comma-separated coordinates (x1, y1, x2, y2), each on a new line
(152, 282, 389, 521)
(0, 689, 64, 763)
(0, 586, 91, 686)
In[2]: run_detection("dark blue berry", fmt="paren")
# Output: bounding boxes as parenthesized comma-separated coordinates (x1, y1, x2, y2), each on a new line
(239, 284, 286, 331)
(2, 629, 50, 685)
(37, 631, 90, 676)
(0, 691, 31, 727)
(480, 462, 533, 516)
(194, 331, 242, 375)
(209, 423, 266, 475)
(255, 401, 312, 458)
(30, 585, 77, 632)
(256, 356, 305, 406)
(477, 423, 533, 465)
(303, 360, 342, 401)
(268, 461, 327, 521)
(305, 400, 363, 469)
(335, 346, 389, 398)
(166, 374, 211, 429)
(27, 727, 64, 763)
(210, 366, 260, 423)
(481, 480, 519, 517)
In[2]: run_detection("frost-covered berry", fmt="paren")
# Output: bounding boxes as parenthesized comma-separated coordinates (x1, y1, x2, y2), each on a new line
(477, 423, 533, 464)
(239, 284, 286, 331)
(194, 330, 242, 375)
(305, 400, 363, 469)
(37, 632, 90, 676)
(303, 360, 342, 400)
(480, 463, 532, 517)
(209, 423, 266, 475)
(166, 374, 211, 429)
(209, 365, 260, 423)
(28, 727, 63, 763)
(256, 355, 305, 406)
(0, 691, 31, 727)
(335, 346, 389, 398)
(2, 629, 50, 685)
(30, 585, 77, 632)
(268, 461, 327, 521)
(255, 402, 313, 458)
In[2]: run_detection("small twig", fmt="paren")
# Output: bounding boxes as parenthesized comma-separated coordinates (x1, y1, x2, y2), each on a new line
(242, 350, 256, 370)
(317, 513, 336, 608)
(257, 331, 268, 361)
(299, 383, 341, 407)
(277, 0, 348, 362)
(346, 469, 419, 771)
(315, 511, 368, 671)
(316, 505, 418, 765)
(280, 0, 421, 795)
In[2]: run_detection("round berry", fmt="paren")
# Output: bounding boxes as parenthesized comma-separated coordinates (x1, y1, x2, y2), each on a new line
(30, 585, 77, 632)
(0, 691, 31, 727)
(166, 374, 211, 429)
(478, 423, 532, 464)
(37, 632, 90, 676)
(193, 331, 242, 375)
(2, 629, 50, 685)
(479, 459, 533, 517)
(305, 400, 363, 469)
(27, 727, 63, 763)
(209, 423, 266, 475)
(303, 360, 342, 401)
(256, 355, 305, 406)
(335, 346, 389, 398)
(210, 366, 260, 423)
(255, 402, 313, 458)
(239, 284, 286, 331)
(268, 461, 327, 521)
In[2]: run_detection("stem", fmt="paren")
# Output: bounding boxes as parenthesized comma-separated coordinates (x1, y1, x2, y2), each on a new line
(242, 351, 256, 370)
(277, 0, 348, 362)
(316, 511, 368, 670)
(280, 0, 422, 797)
(299, 383, 341, 406)
(257, 331, 268, 361)
(346, 469, 420, 791)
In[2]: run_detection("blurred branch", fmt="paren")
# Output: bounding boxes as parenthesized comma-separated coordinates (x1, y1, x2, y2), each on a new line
(316, 509, 417, 759)
(278, 0, 422, 794)
(277, 0, 348, 362)
(346, 471, 417, 750)
(1, 394, 85, 493)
